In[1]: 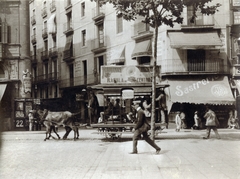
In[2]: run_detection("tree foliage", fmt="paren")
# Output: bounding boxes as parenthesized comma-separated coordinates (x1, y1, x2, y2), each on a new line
(97, 0, 221, 28)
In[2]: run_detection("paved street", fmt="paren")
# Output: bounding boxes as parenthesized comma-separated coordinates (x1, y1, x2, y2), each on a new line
(0, 127, 240, 179)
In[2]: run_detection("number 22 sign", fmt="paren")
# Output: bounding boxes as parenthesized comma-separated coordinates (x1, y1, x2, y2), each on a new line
(15, 120, 24, 127)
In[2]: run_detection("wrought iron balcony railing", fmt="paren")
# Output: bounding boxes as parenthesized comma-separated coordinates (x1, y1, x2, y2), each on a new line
(161, 58, 226, 74)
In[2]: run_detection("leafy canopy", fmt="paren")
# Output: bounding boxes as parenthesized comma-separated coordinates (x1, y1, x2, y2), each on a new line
(97, 0, 221, 28)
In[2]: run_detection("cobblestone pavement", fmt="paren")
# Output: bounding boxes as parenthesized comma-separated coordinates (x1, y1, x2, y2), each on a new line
(0, 128, 240, 179)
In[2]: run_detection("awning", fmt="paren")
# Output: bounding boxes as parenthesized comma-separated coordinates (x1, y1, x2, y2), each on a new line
(132, 40, 152, 59)
(0, 84, 7, 101)
(166, 76, 235, 105)
(168, 31, 222, 49)
(47, 14, 56, 34)
(111, 47, 125, 64)
(64, 35, 73, 51)
(234, 79, 240, 93)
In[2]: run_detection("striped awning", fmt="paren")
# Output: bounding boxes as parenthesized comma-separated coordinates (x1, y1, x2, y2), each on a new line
(168, 31, 222, 49)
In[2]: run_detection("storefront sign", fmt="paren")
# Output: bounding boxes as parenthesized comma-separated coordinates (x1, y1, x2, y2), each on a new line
(233, 0, 240, 7)
(22, 69, 32, 94)
(175, 78, 209, 96)
(101, 65, 160, 84)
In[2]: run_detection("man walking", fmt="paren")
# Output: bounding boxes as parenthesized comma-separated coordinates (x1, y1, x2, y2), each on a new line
(203, 107, 221, 139)
(130, 100, 161, 154)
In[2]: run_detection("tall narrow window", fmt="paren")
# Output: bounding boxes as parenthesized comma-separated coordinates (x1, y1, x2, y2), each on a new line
(44, 63, 49, 78)
(116, 15, 123, 34)
(82, 30, 86, 46)
(67, 12, 72, 30)
(81, 2, 85, 17)
(0, 21, 2, 42)
(54, 85, 58, 98)
(98, 23, 104, 46)
(98, 56, 104, 73)
(69, 63, 74, 86)
(44, 40, 48, 52)
(83, 60, 87, 84)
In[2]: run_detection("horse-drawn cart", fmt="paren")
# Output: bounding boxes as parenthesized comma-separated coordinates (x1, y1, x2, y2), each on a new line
(90, 84, 169, 139)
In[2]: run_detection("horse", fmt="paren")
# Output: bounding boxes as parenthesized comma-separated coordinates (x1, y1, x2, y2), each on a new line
(37, 109, 61, 141)
(38, 109, 80, 141)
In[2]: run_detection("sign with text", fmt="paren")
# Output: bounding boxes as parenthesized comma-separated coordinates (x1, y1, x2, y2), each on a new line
(101, 65, 161, 84)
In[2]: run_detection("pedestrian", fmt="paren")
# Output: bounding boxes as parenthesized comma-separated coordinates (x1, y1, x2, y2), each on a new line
(28, 110, 34, 131)
(175, 111, 181, 132)
(129, 100, 161, 154)
(192, 111, 201, 130)
(100, 97, 113, 123)
(142, 96, 151, 118)
(155, 89, 167, 124)
(203, 107, 221, 139)
(227, 110, 239, 129)
(88, 90, 99, 124)
(180, 111, 187, 129)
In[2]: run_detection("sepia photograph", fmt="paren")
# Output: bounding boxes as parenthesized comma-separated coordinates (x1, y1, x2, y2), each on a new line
(0, 0, 240, 178)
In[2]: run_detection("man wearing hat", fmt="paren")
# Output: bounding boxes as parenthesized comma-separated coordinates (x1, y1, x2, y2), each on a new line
(130, 100, 161, 154)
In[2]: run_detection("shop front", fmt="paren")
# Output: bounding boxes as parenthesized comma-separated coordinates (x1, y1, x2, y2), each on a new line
(165, 76, 236, 128)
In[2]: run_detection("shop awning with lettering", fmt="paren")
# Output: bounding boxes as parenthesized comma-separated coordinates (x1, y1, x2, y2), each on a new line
(166, 76, 235, 105)
(168, 31, 222, 49)
(0, 84, 7, 101)
(132, 40, 152, 59)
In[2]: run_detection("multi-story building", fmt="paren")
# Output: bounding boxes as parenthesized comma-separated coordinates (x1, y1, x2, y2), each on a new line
(0, 0, 31, 131)
(28, 0, 238, 129)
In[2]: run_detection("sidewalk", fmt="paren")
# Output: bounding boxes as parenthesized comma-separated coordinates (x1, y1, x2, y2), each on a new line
(0, 127, 240, 179)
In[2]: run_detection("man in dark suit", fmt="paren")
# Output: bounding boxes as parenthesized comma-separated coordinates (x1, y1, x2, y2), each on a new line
(130, 100, 161, 154)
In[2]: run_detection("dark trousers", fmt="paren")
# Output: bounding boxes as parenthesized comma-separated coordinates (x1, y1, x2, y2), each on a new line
(132, 124, 160, 153)
(205, 126, 220, 139)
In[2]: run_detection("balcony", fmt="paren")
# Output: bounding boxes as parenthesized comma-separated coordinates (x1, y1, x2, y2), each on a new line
(31, 34, 37, 44)
(182, 14, 215, 29)
(41, 7, 47, 18)
(31, 55, 37, 65)
(31, 15, 36, 25)
(42, 27, 48, 39)
(49, 72, 59, 82)
(91, 36, 107, 53)
(92, 6, 105, 25)
(50, 1, 56, 12)
(161, 58, 225, 75)
(63, 48, 74, 62)
(36, 74, 48, 84)
(49, 46, 58, 58)
(132, 22, 153, 41)
(59, 73, 100, 88)
(63, 22, 73, 35)
(41, 50, 49, 61)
